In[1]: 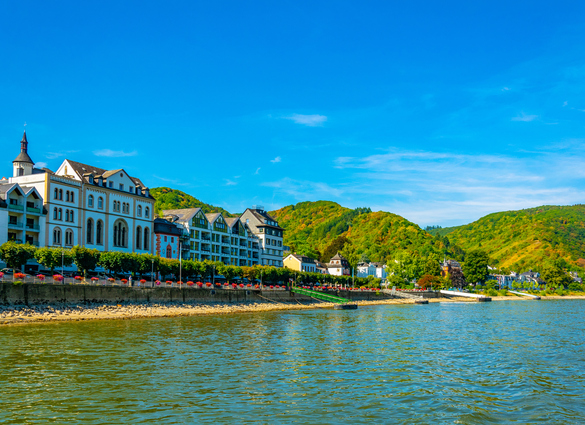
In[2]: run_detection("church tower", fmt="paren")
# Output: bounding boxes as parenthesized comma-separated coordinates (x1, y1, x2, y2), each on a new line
(12, 130, 35, 177)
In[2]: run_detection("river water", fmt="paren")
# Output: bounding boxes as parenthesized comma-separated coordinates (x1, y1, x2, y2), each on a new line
(1, 300, 584, 424)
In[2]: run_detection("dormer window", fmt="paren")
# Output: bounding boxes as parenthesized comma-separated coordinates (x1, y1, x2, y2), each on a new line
(119, 184, 124, 191)
(129, 186, 133, 193)
(89, 175, 94, 184)
(108, 181, 113, 188)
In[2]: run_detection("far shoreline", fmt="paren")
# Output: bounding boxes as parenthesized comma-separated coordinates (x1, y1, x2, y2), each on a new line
(2, 294, 585, 327)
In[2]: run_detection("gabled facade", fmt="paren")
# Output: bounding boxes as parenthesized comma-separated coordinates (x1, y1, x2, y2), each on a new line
(327, 252, 350, 276)
(240, 206, 284, 267)
(357, 262, 387, 279)
(0, 182, 47, 247)
(283, 253, 318, 273)
(153, 218, 183, 259)
(161, 208, 261, 266)
(8, 132, 155, 253)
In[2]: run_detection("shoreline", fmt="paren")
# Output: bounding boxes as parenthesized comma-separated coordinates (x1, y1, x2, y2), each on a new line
(1, 295, 585, 327)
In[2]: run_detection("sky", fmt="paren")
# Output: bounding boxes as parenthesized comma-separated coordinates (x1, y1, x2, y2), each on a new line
(1, 1, 585, 227)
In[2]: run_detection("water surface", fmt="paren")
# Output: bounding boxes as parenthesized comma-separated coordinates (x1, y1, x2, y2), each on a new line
(1, 300, 584, 424)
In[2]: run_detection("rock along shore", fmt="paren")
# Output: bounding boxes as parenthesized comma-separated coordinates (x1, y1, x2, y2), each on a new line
(1, 295, 584, 326)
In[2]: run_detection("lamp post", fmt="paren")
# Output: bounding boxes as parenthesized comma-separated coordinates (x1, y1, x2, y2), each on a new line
(179, 242, 182, 284)
(261, 269, 263, 289)
(61, 248, 64, 278)
(212, 264, 215, 286)
(151, 258, 154, 287)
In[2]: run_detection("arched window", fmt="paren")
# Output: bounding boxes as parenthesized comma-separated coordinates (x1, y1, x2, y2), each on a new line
(53, 228, 61, 245)
(53, 207, 58, 219)
(145, 207, 150, 218)
(70, 210, 74, 222)
(113, 219, 128, 247)
(87, 219, 93, 244)
(54, 188, 58, 199)
(66, 191, 70, 202)
(59, 189, 63, 200)
(58, 208, 62, 220)
(98, 197, 103, 209)
(65, 229, 73, 246)
(96, 220, 103, 245)
(136, 226, 142, 250)
(65, 210, 70, 222)
(71, 192, 74, 202)
(166, 245, 172, 258)
(88, 195, 94, 207)
(144, 227, 150, 251)
(137, 205, 142, 217)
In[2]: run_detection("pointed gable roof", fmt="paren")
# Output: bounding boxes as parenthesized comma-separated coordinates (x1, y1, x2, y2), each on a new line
(13, 131, 34, 164)
(161, 208, 202, 223)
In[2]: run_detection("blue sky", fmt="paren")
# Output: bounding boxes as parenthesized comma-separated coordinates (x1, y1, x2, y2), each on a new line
(2, 1, 584, 227)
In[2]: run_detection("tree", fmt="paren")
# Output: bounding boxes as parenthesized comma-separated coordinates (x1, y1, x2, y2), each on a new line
(448, 268, 466, 289)
(0, 241, 36, 270)
(70, 246, 100, 277)
(98, 251, 125, 275)
(541, 263, 572, 288)
(418, 274, 442, 290)
(217, 264, 237, 283)
(34, 247, 73, 274)
(321, 236, 350, 263)
(463, 250, 490, 284)
(359, 253, 371, 264)
(422, 257, 441, 276)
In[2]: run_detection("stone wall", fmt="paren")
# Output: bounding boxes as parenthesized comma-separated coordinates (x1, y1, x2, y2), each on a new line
(0, 282, 393, 306)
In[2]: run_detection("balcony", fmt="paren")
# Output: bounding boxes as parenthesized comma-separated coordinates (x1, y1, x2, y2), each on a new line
(8, 221, 23, 229)
(8, 204, 23, 212)
(201, 236, 211, 241)
(25, 224, 40, 232)
(200, 247, 211, 253)
(26, 206, 41, 214)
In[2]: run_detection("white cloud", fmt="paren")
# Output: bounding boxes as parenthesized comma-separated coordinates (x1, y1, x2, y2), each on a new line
(511, 112, 538, 122)
(225, 179, 238, 186)
(262, 177, 344, 200)
(34, 162, 48, 169)
(270, 156, 282, 163)
(255, 167, 261, 175)
(284, 113, 327, 127)
(46, 150, 78, 159)
(93, 149, 138, 157)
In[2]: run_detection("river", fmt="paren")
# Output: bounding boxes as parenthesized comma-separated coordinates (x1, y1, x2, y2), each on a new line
(1, 300, 584, 424)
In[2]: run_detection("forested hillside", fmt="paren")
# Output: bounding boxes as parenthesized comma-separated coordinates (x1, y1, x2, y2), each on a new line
(270, 201, 460, 265)
(445, 205, 585, 271)
(151, 187, 233, 217)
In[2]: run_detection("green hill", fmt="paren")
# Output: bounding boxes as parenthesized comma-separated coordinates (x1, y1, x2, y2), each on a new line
(269, 201, 455, 263)
(151, 187, 233, 217)
(445, 205, 585, 271)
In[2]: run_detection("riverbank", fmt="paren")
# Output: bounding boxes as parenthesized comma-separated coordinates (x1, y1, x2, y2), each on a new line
(2, 295, 585, 326)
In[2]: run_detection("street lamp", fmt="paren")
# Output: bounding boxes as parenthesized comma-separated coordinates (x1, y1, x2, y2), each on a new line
(151, 258, 154, 287)
(61, 248, 64, 278)
(212, 264, 215, 286)
(179, 242, 182, 284)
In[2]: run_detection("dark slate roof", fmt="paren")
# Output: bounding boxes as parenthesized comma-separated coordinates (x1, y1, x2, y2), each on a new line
(247, 208, 284, 230)
(154, 218, 183, 236)
(13, 132, 34, 164)
(161, 208, 201, 222)
(289, 253, 317, 264)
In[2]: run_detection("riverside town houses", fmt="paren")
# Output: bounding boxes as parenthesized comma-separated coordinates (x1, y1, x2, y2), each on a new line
(1, 131, 284, 269)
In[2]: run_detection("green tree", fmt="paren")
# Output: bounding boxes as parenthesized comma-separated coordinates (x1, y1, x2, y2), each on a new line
(98, 251, 125, 275)
(70, 246, 100, 277)
(34, 247, 73, 274)
(0, 241, 36, 270)
(541, 263, 572, 288)
(463, 250, 490, 284)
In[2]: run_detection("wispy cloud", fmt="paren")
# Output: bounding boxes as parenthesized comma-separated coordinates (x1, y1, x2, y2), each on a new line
(255, 167, 261, 175)
(46, 151, 78, 159)
(262, 177, 344, 200)
(225, 179, 238, 186)
(34, 162, 48, 169)
(93, 149, 138, 157)
(153, 175, 190, 187)
(284, 113, 327, 127)
(270, 156, 282, 163)
(511, 112, 538, 122)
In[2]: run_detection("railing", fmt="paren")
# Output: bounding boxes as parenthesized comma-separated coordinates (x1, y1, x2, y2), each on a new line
(8, 221, 23, 228)
(8, 204, 24, 211)
(25, 224, 40, 231)
(26, 206, 41, 213)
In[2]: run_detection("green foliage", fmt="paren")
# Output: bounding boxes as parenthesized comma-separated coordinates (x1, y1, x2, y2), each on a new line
(463, 250, 490, 284)
(0, 241, 36, 270)
(541, 262, 573, 288)
(34, 247, 73, 273)
(151, 187, 233, 217)
(445, 205, 585, 272)
(70, 246, 100, 277)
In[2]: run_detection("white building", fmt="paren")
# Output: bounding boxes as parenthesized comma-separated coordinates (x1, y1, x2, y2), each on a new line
(0, 181, 47, 248)
(8, 131, 155, 253)
(327, 252, 350, 276)
(240, 206, 284, 267)
(357, 262, 387, 279)
(160, 208, 261, 266)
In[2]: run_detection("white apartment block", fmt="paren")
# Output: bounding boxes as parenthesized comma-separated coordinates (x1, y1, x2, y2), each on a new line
(8, 131, 155, 253)
(357, 262, 387, 279)
(239, 206, 284, 267)
(160, 208, 261, 266)
(0, 182, 47, 247)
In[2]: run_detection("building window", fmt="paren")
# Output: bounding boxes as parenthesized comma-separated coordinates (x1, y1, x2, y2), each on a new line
(54, 188, 58, 199)
(59, 189, 63, 200)
(53, 228, 62, 245)
(164, 236, 167, 242)
(119, 184, 124, 191)
(65, 229, 73, 246)
(145, 207, 149, 218)
(108, 181, 113, 188)
(87, 219, 93, 244)
(71, 192, 74, 203)
(166, 245, 172, 258)
(66, 191, 70, 202)
(58, 208, 62, 220)
(113, 219, 128, 248)
(137, 205, 142, 217)
(98, 197, 103, 209)
(96, 220, 103, 245)
(129, 186, 133, 193)
(70, 210, 74, 222)
(136, 226, 142, 250)
(144, 227, 149, 251)
(171, 237, 174, 243)
(88, 195, 94, 207)
(53, 207, 58, 219)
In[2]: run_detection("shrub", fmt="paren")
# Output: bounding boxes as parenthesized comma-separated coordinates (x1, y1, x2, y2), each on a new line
(498, 288, 508, 296)
(555, 287, 565, 296)
(13, 280, 24, 286)
(485, 288, 498, 297)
